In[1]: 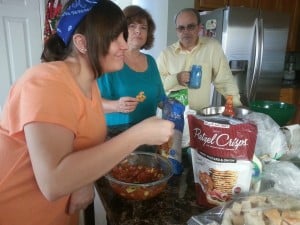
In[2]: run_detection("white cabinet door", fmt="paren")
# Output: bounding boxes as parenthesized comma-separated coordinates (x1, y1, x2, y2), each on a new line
(0, 0, 44, 107)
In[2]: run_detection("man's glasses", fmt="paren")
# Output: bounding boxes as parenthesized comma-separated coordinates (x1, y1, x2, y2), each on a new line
(176, 23, 197, 33)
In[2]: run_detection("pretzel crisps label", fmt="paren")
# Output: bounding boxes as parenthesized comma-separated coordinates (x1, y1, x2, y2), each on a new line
(188, 115, 257, 161)
(188, 114, 257, 208)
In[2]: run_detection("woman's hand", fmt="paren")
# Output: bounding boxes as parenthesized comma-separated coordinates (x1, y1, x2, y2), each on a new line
(131, 116, 174, 146)
(66, 184, 95, 214)
(117, 96, 138, 113)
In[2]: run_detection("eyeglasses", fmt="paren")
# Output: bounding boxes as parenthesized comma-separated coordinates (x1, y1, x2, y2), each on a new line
(176, 23, 197, 33)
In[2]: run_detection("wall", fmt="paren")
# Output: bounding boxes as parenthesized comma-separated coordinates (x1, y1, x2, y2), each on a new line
(131, 0, 194, 58)
(112, 0, 132, 9)
(44, 0, 193, 59)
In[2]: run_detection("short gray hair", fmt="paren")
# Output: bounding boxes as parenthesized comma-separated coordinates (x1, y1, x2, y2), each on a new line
(174, 8, 201, 25)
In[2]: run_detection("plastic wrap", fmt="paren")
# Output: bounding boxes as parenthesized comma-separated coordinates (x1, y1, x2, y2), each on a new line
(243, 112, 289, 160)
(260, 160, 300, 195)
(281, 124, 300, 159)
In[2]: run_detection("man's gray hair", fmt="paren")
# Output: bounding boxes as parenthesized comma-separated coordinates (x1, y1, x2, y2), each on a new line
(174, 8, 201, 25)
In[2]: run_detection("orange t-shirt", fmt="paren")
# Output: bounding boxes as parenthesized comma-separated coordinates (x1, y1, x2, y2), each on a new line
(0, 61, 106, 225)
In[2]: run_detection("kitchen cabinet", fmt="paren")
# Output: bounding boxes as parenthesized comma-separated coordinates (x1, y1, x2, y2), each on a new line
(195, 0, 300, 51)
(258, 0, 300, 52)
(280, 86, 300, 124)
(279, 87, 298, 105)
(228, 0, 258, 8)
(194, 0, 259, 10)
(194, 0, 228, 10)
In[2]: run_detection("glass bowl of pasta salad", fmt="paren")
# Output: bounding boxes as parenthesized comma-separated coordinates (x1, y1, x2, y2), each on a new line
(105, 152, 173, 200)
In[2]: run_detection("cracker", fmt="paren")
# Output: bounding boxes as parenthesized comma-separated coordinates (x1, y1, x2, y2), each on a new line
(136, 91, 146, 102)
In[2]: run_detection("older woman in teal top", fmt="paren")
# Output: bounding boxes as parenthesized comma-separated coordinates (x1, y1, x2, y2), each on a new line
(97, 5, 165, 126)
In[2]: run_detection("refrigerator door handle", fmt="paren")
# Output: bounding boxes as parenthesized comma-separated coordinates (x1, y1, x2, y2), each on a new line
(249, 17, 264, 102)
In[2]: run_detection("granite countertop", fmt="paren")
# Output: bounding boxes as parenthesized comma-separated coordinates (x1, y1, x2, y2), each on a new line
(94, 151, 207, 225)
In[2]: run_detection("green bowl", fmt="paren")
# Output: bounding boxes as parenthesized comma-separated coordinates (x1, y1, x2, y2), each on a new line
(249, 100, 296, 127)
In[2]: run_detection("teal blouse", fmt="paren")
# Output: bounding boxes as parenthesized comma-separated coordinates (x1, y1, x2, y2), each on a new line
(97, 54, 166, 126)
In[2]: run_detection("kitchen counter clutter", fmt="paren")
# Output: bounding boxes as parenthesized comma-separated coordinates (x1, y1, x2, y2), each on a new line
(94, 149, 300, 225)
(94, 126, 206, 225)
(94, 117, 300, 225)
(95, 150, 206, 225)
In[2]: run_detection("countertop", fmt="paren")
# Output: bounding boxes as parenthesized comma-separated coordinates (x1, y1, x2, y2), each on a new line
(94, 150, 207, 225)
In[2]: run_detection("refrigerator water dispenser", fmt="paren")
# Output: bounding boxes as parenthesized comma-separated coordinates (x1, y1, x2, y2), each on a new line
(230, 60, 248, 105)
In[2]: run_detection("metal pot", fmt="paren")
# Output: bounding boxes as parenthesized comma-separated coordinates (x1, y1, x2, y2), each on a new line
(198, 106, 251, 118)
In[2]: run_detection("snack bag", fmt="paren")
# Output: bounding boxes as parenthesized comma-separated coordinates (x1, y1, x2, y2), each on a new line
(167, 88, 196, 148)
(188, 114, 257, 208)
(167, 89, 188, 106)
(158, 98, 185, 175)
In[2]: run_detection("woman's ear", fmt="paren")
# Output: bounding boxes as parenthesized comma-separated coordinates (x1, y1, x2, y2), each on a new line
(73, 34, 87, 54)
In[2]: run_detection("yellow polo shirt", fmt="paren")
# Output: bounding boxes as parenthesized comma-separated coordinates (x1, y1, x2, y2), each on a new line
(156, 37, 242, 111)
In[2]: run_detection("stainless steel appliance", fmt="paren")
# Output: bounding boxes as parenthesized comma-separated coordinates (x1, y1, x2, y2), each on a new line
(200, 7, 290, 106)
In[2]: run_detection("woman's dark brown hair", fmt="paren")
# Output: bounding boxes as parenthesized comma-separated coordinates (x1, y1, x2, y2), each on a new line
(41, 0, 128, 78)
(123, 5, 155, 50)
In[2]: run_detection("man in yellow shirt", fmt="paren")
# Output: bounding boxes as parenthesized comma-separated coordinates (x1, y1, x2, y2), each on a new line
(156, 8, 242, 111)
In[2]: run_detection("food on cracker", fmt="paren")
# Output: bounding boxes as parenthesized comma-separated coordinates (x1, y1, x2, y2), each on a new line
(136, 91, 146, 102)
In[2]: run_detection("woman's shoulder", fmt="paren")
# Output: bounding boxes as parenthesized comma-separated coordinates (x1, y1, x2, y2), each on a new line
(17, 62, 57, 84)
(18, 61, 75, 92)
(144, 53, 157, 65)
(25, 61, 69, 78)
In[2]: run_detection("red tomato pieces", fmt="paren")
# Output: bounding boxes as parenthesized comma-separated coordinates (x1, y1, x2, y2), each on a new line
(111, 163, 164, 184)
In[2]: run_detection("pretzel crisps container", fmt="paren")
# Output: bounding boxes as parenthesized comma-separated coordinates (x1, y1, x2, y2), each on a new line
(188, 114, 258, 208)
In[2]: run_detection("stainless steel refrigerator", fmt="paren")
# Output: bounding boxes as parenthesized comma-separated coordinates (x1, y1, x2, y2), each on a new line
(200, 7, 290, 106)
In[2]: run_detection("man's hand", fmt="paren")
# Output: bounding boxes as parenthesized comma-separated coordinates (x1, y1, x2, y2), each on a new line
(176, 71, 190, 86)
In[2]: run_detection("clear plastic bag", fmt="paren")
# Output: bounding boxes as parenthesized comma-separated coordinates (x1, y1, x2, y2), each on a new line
(243, 112, 289, 160)
(281, 124, 300, 159)
(187, 190, 300, 225)
(260, 160, 300, 195)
